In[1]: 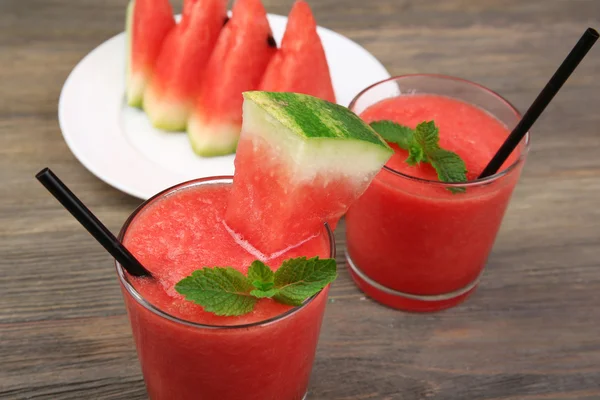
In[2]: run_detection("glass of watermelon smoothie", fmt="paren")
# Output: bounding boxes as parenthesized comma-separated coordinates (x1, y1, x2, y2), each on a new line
(345, 74, 530, 312)
(117, 176, 335, 400)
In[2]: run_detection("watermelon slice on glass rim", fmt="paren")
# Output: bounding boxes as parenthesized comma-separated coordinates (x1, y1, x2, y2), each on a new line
(187, 0, 276, 157)
(225, 91, 392, 257)
(143, 0, 227, 132)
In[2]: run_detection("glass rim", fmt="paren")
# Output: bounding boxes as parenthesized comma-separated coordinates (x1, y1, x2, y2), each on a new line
(349, 73, 531, 188)
(115, 176, 337, 330)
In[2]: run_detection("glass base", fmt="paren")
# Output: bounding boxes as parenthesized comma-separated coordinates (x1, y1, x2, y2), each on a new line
(345, 250, 479, 312)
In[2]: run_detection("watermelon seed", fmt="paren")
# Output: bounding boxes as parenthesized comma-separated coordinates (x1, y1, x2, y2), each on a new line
(267, 35, 277, 48)
(223, 16, 230, 26)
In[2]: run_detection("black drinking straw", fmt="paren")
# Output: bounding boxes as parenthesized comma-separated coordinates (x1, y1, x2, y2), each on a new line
(36, 168, 152, 277)
(478, 27, 599, 179)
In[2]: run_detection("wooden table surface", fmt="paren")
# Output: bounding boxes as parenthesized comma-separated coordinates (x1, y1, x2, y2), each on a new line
(1, 0, 599, 399)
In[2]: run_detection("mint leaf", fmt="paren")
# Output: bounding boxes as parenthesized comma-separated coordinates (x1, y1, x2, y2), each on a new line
(252, 281, 274, 291)
(273, 257, 337, 306)
(175, 267, 256, 316)
(428, 148, 467, 193)
(250, 288, 278, 298)
(369, 121, 414, 150)
(414, 121, 467, 189)
(370, 121, 427, 165)
(372, 119, 468, 190)
(247, 260, 274, 289)
(413, 121, 440, 152)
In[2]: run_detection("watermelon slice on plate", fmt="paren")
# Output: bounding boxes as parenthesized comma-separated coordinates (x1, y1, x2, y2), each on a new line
(143, 0, 227, 131)
(125, 0, 175, 108)
(259, 1, 335, 103)
(187, 0, 276, 157)
(225, 91, 392, 256)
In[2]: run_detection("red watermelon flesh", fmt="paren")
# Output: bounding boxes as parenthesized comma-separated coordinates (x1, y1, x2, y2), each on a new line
(125, 0, 175, 108)
(143, 0, 227, 131)
(187, 0, 276, 156)
(225, 92, 392, 257)
(259, 1, 335, 103)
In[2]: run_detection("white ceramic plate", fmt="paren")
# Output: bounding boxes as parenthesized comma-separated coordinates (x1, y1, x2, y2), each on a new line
(59, 13, 391, 199)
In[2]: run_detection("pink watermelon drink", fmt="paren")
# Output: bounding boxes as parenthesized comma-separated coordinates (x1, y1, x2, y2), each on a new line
(143, 0, 226, 131)
(118, 92, 391, 399)
(259, 1, 335, 104)
(125, 0, 175, 108)
(119, 178, 333, 400)
(345, 75, 529, 312)
(187, 0, 276, 157)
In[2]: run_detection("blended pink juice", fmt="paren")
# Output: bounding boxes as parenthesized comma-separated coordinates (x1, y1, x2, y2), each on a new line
(346, 94, 526, 311)
(119, 179, 332, 400)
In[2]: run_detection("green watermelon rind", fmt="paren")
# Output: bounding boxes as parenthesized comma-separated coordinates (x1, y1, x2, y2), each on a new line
(243, 91, 390, 147)
(143, 87, 190, 132)
(242, 91, 393, 170)
(187, 117, 240, 156)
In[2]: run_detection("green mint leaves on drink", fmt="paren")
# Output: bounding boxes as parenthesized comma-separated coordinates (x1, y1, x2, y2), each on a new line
(370, 120, 467, 192)
(175, 257, 337, 316)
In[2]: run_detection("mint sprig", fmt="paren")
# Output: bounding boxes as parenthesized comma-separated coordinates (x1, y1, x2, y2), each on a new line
(370, 120, 467, 193)
(175, 257, 337, 316)
(428, 149, 468, 187)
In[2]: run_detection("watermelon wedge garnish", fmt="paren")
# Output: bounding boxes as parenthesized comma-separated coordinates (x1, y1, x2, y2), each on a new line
(225, 92, 392, 256)
(125, 0, 175, 108)
(187, 0, 276, 156)
(143, 0, 227, 131)
(259, 1, 336, 103)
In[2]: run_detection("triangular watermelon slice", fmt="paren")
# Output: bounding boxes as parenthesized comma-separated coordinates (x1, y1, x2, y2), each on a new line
(225, 92, 392, 256)
(259, 1, 335, 103)
(125, 0, 175, 108)
(143, 0, 227, 131)
(187, 0, 276, 156)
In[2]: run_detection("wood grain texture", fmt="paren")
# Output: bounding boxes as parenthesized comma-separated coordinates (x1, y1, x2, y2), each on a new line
(1, 0, 599, 398)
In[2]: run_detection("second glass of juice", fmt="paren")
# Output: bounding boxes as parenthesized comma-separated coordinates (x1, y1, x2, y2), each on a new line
(345, 74, 529, 312)
(117, 177, 335, 400)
